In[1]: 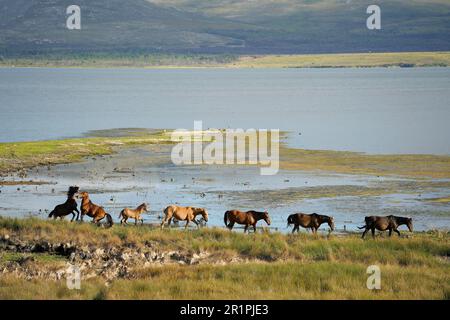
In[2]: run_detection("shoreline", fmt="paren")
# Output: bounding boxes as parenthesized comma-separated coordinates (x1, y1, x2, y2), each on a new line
(1, 52, 450, 69)
(2, 129, 450, 179)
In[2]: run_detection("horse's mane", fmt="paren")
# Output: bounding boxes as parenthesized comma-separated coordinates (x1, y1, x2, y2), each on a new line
(313, 213, 331, 222)
(390, 216, 411, 223)
(67, 186, 79, 198)
(248, 210, 267, 217)
(137, 203, 147, 210)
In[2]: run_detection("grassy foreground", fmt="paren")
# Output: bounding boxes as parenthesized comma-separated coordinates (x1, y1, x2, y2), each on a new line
(0, 217, 449, 299)
(1, 52, 449, 69)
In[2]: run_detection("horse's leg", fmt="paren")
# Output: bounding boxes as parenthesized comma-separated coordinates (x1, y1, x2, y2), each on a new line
(71, 211, 76, 222)
(394, 229, 401, 237)
(388, 228, 393, 237)
(74, 208, 80, 222)
(253, 224, 257, 233)
(184, 220, 190, 230)
(135, 217, 138, 226)
(371, 227, 376, 239)
(192, 219, 200, 229)
(244, 225, 248, 233)
(227, 221, 234, 231)
(362, 227, 368, 239)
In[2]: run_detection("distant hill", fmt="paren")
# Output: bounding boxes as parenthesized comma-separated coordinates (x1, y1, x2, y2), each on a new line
(1, 0, 450, 56)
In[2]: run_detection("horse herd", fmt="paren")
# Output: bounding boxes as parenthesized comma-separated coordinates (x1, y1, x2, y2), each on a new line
(48, 186, 414, 238)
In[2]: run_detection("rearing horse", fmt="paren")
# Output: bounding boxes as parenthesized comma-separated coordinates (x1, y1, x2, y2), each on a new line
(76, 191, 113, 227)
(224, 210, 271, 233)
(48, 186, 80, 221)
(161, 205, 208, 229)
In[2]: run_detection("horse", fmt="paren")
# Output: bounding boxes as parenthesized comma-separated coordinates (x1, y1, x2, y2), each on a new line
(48, 186, 80, 222)
(287, 213, 335, 234)
(160, 205, 208, 230)
(359, 215, 413, 239)
(224, 210, 271, 233)
(76, 191, 113, 227)
(118, 203, 148, 225)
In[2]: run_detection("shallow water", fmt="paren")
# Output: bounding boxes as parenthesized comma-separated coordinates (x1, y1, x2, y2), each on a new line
(1, 146, 449, 232)
(1, 67, 450, 154)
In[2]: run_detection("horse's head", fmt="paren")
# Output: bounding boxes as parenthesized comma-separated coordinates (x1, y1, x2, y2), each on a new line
(195, 208, 208, 222)
(67, 186, 79, 198)
(76, 191, 89, 200)
(327, 216, 335, 231)
(406, 218, 413, 232)
(141, 203, 149, 212)
(263, 211, 271, 226)
(287, 214, 295, 227)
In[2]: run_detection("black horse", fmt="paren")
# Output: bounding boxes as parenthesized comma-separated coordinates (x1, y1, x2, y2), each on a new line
(48, 186, 80, 221)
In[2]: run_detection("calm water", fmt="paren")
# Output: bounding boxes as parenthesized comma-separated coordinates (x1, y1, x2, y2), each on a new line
(1, 67, 450, 154)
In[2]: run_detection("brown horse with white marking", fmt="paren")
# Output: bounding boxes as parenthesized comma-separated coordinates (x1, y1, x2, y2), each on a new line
(359, 215, 413, 239)
(161, 205, 208, 229)
(119, 203, 148, 225)
(76, 191, 113, 227)
(224, 210, 271, 233)
(287, 213, 335, 234)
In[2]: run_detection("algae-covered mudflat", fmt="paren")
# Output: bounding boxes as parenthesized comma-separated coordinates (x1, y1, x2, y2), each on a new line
(0, 217, 448, 299)
(1, 129, 450, 232)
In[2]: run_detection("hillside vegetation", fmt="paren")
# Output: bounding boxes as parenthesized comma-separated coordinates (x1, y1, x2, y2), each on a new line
(1, 0, 450, 56)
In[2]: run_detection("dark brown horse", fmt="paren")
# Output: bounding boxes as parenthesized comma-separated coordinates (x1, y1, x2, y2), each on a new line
(76, 191, 113, 227)
(359, 215, 413, 239)
(287, 213, 335, 234)
(224, 210, 271, 233)
(48, 186, 80, 221)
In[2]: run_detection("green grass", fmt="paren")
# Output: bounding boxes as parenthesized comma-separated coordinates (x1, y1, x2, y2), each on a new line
(1, 260, 448, 299)
(279, 144, 450, 179)
(0, 130, 172, 175)
(0, 217, 449, 299)
(2, 128, 450, 180)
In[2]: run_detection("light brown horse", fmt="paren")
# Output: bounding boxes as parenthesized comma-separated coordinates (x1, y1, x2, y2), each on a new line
(224, 210, 271, 233)
(119, 203, 148, 225)
(287, 213, 335, 234)
(161, 205, 208, 229)
(359, 215, 413, 239)
(76, 191, 113, 227)
(48, 186, 80, 221)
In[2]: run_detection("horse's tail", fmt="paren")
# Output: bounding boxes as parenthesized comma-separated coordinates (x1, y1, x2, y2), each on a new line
(224, 211, 229, 226)
(118, 209, 124, 219)
(287, 215, 293, 227)
(357, 225, 366, 229)
(105, 213, 114, 228)
(48, 210, 55, 218)
(164, 205, 173, 218)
